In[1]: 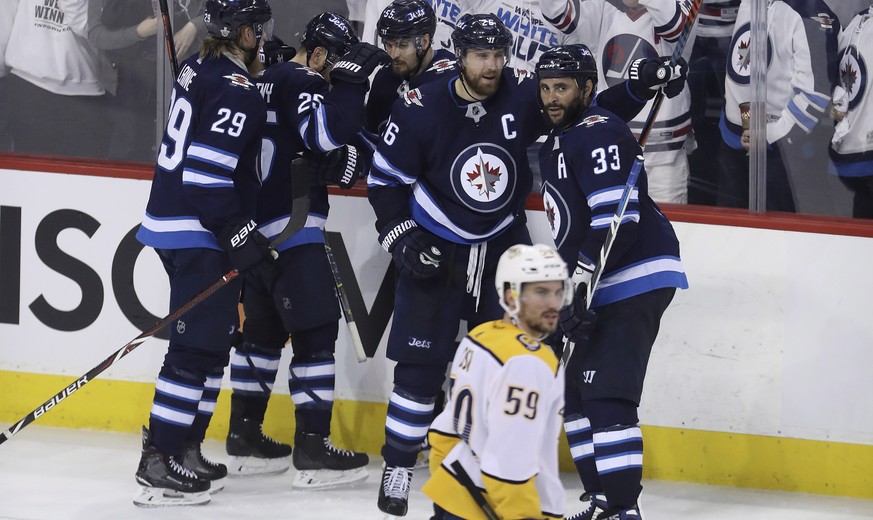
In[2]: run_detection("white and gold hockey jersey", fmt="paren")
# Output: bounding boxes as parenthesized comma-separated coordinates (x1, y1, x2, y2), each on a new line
(422, 320, 565, 520)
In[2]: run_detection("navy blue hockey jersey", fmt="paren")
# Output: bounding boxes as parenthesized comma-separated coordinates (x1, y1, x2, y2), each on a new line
(367, 67, 650, 244)
(364, 48, 458, 139)
(539, 105, 688, 307)
(137, 53, 266, 251)
(368, 67, 545, 243)
(254, 62, 369, 252)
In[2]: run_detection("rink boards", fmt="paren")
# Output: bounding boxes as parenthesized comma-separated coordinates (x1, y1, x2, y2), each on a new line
(1, 164, 872, 499)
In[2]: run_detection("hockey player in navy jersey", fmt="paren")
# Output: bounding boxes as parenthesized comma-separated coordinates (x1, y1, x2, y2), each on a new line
(367, 13, 684, 517)
(133, 0, 272, 507)
(536, 44, 689, 520)
(223, 13, 389, 488)
(364, 0, 458, 144)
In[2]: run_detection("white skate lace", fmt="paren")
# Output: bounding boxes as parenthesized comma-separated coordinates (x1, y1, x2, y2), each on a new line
(169, 456, 200, 480)
(383, 466, 412, 499)
(260, 427, 285, 446)
(323, 438, 355, 457)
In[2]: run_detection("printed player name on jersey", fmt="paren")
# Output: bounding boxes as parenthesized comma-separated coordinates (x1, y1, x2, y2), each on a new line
(177, 64, 197, 91)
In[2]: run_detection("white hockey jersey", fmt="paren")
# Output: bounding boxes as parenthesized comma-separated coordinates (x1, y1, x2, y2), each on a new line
(364, 0, 564, 71)
(461, 0, 567, 70)
(541, 0, 692, 162)
(422, 320, 565, 519)
(829, 6, 873, 174)
(722, 0, 839, 148)
(5, 0, 107, 95)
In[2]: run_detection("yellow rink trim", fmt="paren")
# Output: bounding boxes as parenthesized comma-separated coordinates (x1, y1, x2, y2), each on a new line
(3, 370, 872, 499)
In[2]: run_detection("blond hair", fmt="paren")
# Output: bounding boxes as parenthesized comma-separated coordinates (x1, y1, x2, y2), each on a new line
(199, 31, 247, 60)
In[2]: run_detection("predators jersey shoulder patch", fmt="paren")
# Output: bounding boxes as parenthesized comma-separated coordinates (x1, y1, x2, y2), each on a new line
(516, 334, 541, 352)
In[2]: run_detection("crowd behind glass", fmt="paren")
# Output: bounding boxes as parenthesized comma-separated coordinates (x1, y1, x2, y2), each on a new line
(1, 0, 869, 218)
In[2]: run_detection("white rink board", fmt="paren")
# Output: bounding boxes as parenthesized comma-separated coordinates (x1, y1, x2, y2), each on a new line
(2, 168, 873, 447)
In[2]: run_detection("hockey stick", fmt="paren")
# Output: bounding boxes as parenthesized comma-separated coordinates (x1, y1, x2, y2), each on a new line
(637, 0, 702, 146)
(269, 156, 312, 248)
(561, 0, 702, 367)
(323, 232, 367, 363)
(156, 0, 180, 77)
(449, 461, 499, 520)
(0, 270, 240, 446)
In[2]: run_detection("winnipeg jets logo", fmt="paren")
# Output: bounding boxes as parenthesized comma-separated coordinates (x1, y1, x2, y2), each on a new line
(810, 13, 835, 30)
(545, 197, 558, 232)
(727, 23, 772, 84)
(224, 73, 254, 89)
(465, 151, 501, 198)
(450, 143, 516, 212)
(580, 115, 609, 127)
(841, 46, 867, 111)
(602, 34, 658, 87)
(403, 88, 424, 107)
(541, 181, 570, 248)
(735, 38, 751, 73)
(427, 58, 456, 73)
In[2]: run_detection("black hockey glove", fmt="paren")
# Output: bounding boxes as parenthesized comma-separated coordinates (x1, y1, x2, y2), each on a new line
(218, 218, 277, 283)
(628, 56, 688, 99)
(559, 284, 598, 345)
(260, 36, 296, 68)
(311, 145, 363, 189)
(330, 42, 391, 84)
(378, 219, 444, 279)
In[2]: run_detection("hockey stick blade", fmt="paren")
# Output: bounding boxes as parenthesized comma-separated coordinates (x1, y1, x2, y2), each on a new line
(0, 270, 240, 446)
(324, 233, 367, 363)
(269, 157, 311, 248)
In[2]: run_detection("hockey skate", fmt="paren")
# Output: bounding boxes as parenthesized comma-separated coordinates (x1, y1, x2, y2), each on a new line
(226, 416, 292, 476)
(377, 464, 413, 517)
(133, 427, 210, 507)
(567, 492, 608, 520)
(291, 432, 369, 490)
(180, 441, 227, 493)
